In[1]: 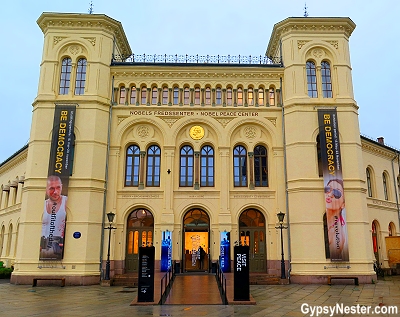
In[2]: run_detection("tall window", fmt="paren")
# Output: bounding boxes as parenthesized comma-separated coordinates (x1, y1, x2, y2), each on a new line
(201, 145, 214, 187)
(146, 145, 161, 187)
(125, 145, 140, 186)
(306, 61, 318, 97)
(227, 88, 233, 105)
(233, 145, 247, 187)
(248, 88, 254, 106)
(180, 145, 194, 187)
(254, 145, 268, 187)
(321, 61, 332, 98)
(141, 86, 147, 104)
(184, 87, 190, 105)
(59, 57, 72, 94)
(194, 88, 200, 105)
(119, 87, 126, 104)
(269, 88, 275, 106)
(205, 88, 211, 105)
(383, 173, 389, 200)
(216, 88, 222, 105)
(162, 87, 168, 105)
(173, 87, 179, 105)
(366, 168, 373, 197)
(258, 88, 264, 106)
(151, 87, 158, 105)
(130, 86, 136, 104)
(237, 88, 243, 106)
(74, 58, 87, 95)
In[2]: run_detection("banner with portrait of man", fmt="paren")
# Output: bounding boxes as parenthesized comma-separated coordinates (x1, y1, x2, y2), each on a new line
(318, 109, 349, 262)
(39, 105, 76, 261)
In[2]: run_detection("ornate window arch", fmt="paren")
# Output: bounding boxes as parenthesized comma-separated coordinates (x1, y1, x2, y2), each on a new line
(125, 145, 140, 187)
(366, 167, 373, 197)
(321, 61, 332, 98)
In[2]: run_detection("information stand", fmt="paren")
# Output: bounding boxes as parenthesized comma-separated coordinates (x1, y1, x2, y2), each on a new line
(234, 245, 250, 301)
(137, 246, 155, 302)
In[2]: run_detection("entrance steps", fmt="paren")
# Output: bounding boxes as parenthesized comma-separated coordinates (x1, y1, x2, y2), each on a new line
(112, 273, 138, 287)
(250, 273, 280, 285)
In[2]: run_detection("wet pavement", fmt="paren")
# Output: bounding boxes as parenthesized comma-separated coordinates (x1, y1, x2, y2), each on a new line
(1, 275, 400, 316)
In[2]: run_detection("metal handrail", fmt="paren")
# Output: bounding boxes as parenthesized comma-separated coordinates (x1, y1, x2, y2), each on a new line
(215, 260, 228, 305)
(159, 261, 175, 305)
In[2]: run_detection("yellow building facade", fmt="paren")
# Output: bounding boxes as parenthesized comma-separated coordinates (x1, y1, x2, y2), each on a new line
(0, 12, 399, 285)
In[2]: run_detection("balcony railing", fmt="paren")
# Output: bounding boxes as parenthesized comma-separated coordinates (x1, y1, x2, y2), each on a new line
(111, 53, 282, 66)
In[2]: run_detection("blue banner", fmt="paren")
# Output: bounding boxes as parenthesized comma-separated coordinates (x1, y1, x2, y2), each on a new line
(220, 232, 230, 272)
(161, 231, 172, 271)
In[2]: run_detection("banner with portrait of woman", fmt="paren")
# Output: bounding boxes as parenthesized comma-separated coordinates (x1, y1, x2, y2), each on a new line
(318, 109, 349, 262)
(39, 105, 76, 261)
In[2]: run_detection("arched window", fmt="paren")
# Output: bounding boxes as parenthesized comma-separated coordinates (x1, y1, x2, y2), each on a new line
(383, 172, 389, 200)
(306, 61, 317, 98)
(173, 87, 179, 105)
(162, 87, 169, 105)
(258, 88, 264, 106)
(59, 57, 72, 94)
(323, 213, 330, 258)
(194, 87, 201, 105)
(366, 168, 373, 197)
(130, 86, 136, 104)
(388, 222, 396, 236)
(180, 145, 194, 187)
(233, 145, 247, 187)
(201, 145, 214, 187)
(184, 87, 190, 105)
(151, 87, 158, 105)
(254, 145, 268, 187)
(269, 87, 275, 106)
(125, 145, 140, 187)
(237, 88, 243, 106)
(227, 88, 233, 106)
(216, 88, 222, 105)
(146, 145, 161, 187)
(316, 135, 323, 177)
(119, 86, 126, 104)
(74, 58, 87, 95)
(141, 86, 147, 104)
(205, 87, 211, 105)
(321, 61, 332, 98)
(248, 88, 254, 106)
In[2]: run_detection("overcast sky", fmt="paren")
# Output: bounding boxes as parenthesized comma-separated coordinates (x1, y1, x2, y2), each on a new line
(0, 0, 399, 163)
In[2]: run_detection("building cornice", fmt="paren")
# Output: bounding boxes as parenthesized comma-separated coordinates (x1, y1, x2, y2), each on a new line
(266, 17, 356, 58)
(0, 145, 28, 173)
(361, 137, 400, 160)
(37, 12, 131, 57)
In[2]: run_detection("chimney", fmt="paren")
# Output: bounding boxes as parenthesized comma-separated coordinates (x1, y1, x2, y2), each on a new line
(377, 137, 384, 145)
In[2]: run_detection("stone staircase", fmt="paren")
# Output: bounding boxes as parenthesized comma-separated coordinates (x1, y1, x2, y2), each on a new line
(112, 273, 138, 287)
(249, 273, 281, 285)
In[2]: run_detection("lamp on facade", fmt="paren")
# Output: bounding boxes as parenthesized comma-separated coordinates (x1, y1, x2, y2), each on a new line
(275, 211, 288, 279)
(104, 211, 117, 280)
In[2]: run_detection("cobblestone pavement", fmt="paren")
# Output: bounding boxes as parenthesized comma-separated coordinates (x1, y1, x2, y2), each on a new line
(1, 276, 399, 316)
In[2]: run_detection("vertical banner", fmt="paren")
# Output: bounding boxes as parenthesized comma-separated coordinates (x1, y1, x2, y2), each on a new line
(318, 109, 349, 261)
(220, 232, 231, 273)
(160, 231, 172, 272)
(39, 105, 76, 261)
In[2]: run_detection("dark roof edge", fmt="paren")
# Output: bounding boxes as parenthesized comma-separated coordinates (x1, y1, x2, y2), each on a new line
(361, 135, 400, 154)
(0, 144, 29, 167)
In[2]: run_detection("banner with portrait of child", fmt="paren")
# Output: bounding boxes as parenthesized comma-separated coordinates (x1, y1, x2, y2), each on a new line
(318, 109, 349, 262)
(39, 105, 76, 261)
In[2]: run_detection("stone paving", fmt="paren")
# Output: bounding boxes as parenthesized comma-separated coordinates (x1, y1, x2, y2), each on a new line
(0, 276, 399, 316)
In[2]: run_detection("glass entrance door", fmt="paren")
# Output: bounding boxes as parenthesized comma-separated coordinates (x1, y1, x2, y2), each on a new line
(239, 209, 266, 272)
(125, 209, 154, 273)
(182, 209, 210, 272)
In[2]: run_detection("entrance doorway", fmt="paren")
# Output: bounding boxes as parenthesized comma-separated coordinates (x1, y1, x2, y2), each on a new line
(239, 209, 266, 272)
(125, 209, 154, 273)
(372, 221, 380, 265)
(183, 209, 210, 272)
